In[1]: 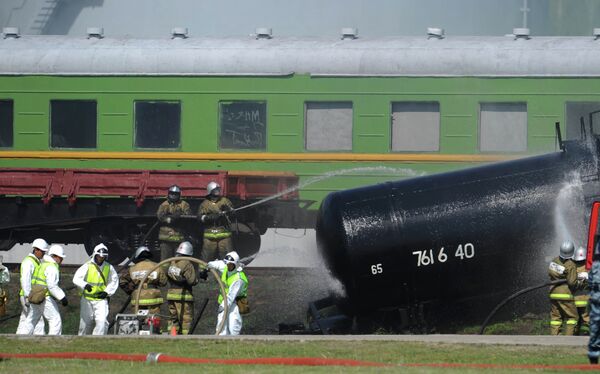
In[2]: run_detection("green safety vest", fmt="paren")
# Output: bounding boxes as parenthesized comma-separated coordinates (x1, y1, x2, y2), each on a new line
(83, 262, 110, 301)
(218, 269, 248, 305)
(31, 261, 58, 297)
(19, 254, 40, 297)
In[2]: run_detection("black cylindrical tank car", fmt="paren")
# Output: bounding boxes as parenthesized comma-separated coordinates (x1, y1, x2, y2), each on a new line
(317, 139, 599, 318)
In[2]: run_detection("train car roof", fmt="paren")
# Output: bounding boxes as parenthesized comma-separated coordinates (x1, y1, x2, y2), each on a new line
(0, 35, 600, 77)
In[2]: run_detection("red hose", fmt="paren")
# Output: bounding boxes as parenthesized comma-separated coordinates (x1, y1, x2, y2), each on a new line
(0, 352, 386, 367)
(0, 352, 596, 370)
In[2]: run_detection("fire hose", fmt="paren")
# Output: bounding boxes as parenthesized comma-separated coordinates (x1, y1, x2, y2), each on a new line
(478, 279, 567, 335)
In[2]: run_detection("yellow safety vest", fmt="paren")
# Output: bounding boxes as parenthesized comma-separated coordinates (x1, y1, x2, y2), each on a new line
(83, 262, 110, 301)
(19, 254, 40, 297)
(218, 269, 248, 305)
(31, 262, 58, 297)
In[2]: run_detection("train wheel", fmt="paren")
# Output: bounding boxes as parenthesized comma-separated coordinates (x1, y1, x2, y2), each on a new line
(86, 221, 131, 265)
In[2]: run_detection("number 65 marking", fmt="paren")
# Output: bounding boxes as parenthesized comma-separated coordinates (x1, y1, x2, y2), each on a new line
(371, 263, 383, 275)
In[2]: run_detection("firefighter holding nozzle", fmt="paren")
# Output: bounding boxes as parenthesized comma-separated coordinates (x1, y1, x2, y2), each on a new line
(198, 181, 234, 261)
(157, 185, 192, 261)
(548, 241, 578, 335)
(207, 251, 249, 336)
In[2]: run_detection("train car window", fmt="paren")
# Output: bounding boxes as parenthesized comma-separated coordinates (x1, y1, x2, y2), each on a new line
(0, 100, 13, 148)
(479, 103, 527, 152)
(219, 101, 266, 150)
(305, 102, 352, 151)
(134, 101, 181, 149)
(391, 102, 440, 152)
(566, 102, 600, 140)
(50, 100, 97, 149)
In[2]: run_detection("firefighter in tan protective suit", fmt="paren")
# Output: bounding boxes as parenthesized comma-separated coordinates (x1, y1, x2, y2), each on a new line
(198, 181, 234, 261)
(157, 185, 192, 261)
(573, 246, 591, 335)
(549, 241, 578, 335)
(166, 241, 202, 334)
(119, 246, 167, 317)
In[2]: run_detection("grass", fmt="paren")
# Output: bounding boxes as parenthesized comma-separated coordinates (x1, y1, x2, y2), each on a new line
(0, 336, 591, 373)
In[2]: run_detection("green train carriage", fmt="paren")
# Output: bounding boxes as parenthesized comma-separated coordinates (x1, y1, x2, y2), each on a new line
(0, 29, 599, 259)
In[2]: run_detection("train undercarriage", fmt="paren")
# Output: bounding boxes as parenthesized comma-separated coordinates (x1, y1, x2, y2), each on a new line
(0, 168, 315, 263)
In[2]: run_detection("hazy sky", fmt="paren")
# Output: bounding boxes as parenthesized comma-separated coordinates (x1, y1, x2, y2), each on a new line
(1, 0, 598, 37)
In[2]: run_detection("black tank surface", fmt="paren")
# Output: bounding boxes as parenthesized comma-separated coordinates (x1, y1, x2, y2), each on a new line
(317, 140, 599, 315)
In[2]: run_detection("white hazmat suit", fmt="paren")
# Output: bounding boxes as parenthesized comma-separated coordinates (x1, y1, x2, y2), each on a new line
(23, 254, 66, 335)
(15, 253, 45, 335)
(207, 259, 245, 335)
(73, 256, 118, 335)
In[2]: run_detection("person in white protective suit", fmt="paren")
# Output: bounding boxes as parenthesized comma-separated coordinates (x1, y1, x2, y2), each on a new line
(23, 244, 68, 335)
(16, 238, 48, 335)
(73, 243, 119, 335)
(207, 251, 249, 335)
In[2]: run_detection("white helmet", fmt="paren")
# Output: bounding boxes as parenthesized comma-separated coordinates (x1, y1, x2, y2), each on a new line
(48, 244, 66, 258)
(206, 181, 221, 197)
(133, 246, 151, 260)
(93, 243, 109, 258)
(224, 251, 240, 266)
(32, 238, 49, 252)
(176, 241, 193, 256)
(560, 241, 575, 259)
(574, 246, 587, 262)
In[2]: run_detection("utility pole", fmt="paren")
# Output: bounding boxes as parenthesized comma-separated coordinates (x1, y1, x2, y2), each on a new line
(521, 0, 530, 28)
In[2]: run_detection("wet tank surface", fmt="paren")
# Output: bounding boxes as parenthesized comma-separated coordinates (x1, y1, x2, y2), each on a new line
(316, 136, 600, 323)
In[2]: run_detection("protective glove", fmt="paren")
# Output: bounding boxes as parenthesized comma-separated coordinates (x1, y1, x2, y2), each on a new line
(165, 216, 172, 224)
(20, 296, 30, 312)
(60, 297, 69, 307)
(96, 292, 108, 300)
(84, 284, 93, 292)
(578, 272, 589, 281)
(217, 305, 224, 314)
(198, 268, 209, 281)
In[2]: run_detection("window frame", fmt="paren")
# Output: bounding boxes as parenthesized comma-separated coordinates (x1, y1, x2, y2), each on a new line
(49, 99, 98, 150)
(217, 100, 268, 151)
(478, 101, 528, 153)
(304, 100, 354, 152)
(0, 99, 14, 149)
(133, 100, 182, 150)
(389, 101, 441, 153)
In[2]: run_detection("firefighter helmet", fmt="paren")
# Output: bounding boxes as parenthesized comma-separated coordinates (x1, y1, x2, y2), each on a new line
(573, 246, 587, 262)
(167, 185, 181, 203)
(133, 246, 151, 261)
(176, 241, 193, 256)
(559, 241, 575, 259)
(206, 181, 221, 197)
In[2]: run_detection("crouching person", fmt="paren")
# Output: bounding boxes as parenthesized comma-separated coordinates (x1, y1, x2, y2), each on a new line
(207, 251, 249, 336)
(73, 243, 118, 335)
(24, 244, 68, 335)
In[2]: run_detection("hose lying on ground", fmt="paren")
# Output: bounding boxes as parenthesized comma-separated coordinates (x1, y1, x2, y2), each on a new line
(0, 352, 387, 367)
(479, 279, 567, 335)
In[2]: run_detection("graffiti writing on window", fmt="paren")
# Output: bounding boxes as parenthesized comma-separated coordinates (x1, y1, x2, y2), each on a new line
(220, 102, 266, 149)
